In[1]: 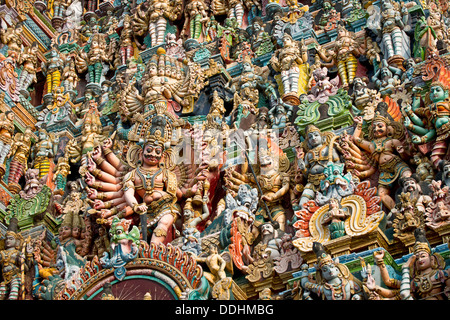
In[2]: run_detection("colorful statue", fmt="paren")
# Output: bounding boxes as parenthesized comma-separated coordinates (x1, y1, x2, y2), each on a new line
(296, 125, 341, 208)
(0, 111, 15, 171)
(7, 128, 33, 193)
(0, 218, 33, 300)
(316, 25, 365, 89)
(298, 242, 364, 300)
(270, 32, 309, 102)
(31, 129, 59, 181)
(352, 114, 411, 210)
(399, 228, 450, 300)
(403, 82, 450, 168)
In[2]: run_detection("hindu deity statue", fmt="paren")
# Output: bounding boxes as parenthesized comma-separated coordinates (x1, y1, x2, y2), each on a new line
(298, 242, 364, 300)
(119, 14, 135, 67)
(75, 33, 110, 85)
(100, 216, 140, 281)
(390, 175, 428, 240)
(7, 128, 33, 193)
(0, 218, 33, 300)
(41, 45, 65, 95)
(352, 114, 411, 210)
(296, 125, 341, 208)
(131, 0, 182, 48)
(316, 25, 365, 89)
(371, 59, 403, 97)
(61, 57, 80, 93)
(402, 82, 450, 168)
(66, 102, 104, 166)
(31, 129, 59, 181)
(0, 22, 24, 61)
(0, 111, 15, 171)
(399, 228, 450, 300)
(17, 42, 39, 95)
(52, 154, 71, 195)
(122, 133, 202, 244)
(378, 0, 411, 63)
(225, 144, 290, 231)
(270, 32, 309, 103)
(181, 0, 209, 41)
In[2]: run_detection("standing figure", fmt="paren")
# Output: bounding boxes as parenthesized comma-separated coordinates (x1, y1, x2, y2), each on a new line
(0, 111, 15, 170)
(379, 0, 411, 62)
(61, 57, 80, 93)
(352, 114, 412, 210)
(316, 25, 365, 89)
(0, 218, 33, 300)
(270, 32, 309, 102)
(52, 154, 71, 195)
(119, 15, 135, 66)
(7, 128, 33, 193)
(31, 129, 59, 180)
(181, 0, 209, 40)
(122, 134, 200, 244)
(403, 82, 450, 168)
(17, 42, 39, 94)
(42, 46, 65, 95)
(75, 34, 109, 85)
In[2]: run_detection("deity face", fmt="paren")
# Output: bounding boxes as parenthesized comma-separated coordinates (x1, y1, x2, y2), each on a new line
(148, 64, 157, 77)
(372, 121, 387, 138)
(403, 178, 418, 193)
(59, 225, 72, 240)
(307, 131, 322, 148)
(6, 112, 14, 121)
(253, 22, 262, 32)
(321, 263, 340, 281)
(329, 198, 338, 209)
(38, 130, 48, 141)
(415, 251, 432, 271)
(243, 62, 253, 73)
(143, 143, 163, 166)
(429, 85, 448, 103)
(5, 234, 17, 249)
(184, 209, 194, 220)
(72, 226, 81, 238)
(442, 162, 450, 179)
(380, 68, 392, 79)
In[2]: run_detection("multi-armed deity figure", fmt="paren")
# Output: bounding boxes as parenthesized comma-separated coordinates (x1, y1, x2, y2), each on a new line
(122, 133, 201, 244)
(352, 113, 412, 210)
(403, 82, 450, 168)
